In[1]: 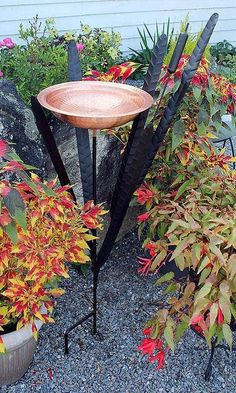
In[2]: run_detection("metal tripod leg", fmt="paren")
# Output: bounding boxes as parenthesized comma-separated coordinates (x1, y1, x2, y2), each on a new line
(204, 338, 217, 381)
(64, 130, 98, 354)
(229, 137, 236, 170)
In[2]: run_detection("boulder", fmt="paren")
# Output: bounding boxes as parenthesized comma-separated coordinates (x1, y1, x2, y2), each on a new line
(0, 79, 45, 176)
(46, 117, 122, 203)
(0, 78, 140, 238)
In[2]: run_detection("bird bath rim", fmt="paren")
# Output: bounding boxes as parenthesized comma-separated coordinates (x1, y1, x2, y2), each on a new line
(37, 81, 153, 129)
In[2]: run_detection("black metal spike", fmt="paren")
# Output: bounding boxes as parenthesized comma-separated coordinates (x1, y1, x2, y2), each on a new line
(31, 96, 76, 201)
(96, 13, 219, 270)
(96, 35, 168, 268)
(68, 40, 93, 202)
(110, 34, 167, 216)
(68, 40, 83, 81)
(139, 13, 219, 183)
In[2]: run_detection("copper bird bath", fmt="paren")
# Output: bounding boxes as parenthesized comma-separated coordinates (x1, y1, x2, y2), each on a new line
(35, 15, 226, 380)
(37, 81, 153, 129)
(37, 80, 153, 353)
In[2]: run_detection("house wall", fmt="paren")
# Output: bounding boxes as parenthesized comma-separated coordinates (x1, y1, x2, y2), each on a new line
(1, 0, 236, 53)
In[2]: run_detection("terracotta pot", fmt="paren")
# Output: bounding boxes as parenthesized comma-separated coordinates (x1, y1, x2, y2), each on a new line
(0, 306, 46, 387)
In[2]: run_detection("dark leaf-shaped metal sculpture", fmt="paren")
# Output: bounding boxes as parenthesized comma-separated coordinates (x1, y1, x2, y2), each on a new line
(139, 13, 219, 183)
(110, 34, 167, 216)
(68, 40, 83, 81)
(68, 40, 93, 202)
(96, 35, 167, 271)
(31, 96, 76, 201)
(96, 13, 218, 272)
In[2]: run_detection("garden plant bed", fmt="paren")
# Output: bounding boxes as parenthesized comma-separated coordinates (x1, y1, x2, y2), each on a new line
(2, 229, 235, 393)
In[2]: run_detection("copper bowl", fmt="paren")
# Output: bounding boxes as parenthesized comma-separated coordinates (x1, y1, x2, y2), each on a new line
(37, 81, 153, 129)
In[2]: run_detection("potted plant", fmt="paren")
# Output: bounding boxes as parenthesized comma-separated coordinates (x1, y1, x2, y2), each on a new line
(0, 140, 106, 386)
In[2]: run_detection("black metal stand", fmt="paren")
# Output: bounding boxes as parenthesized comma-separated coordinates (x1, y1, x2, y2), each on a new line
(191, 327, 236, 381)
(213, 136, 236, 170)
(64, 130, 98, 354)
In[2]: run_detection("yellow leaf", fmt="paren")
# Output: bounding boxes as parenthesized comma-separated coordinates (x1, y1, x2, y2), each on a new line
(32, 323, 38, 341)
(0, 306, 8, 316)
(0, 337, 6, 353)
(77, 239, 90, 249)
(206, 132, 217, 139)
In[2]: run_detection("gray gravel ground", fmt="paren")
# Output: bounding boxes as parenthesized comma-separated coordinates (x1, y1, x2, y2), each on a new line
(2, 229, 236, 393)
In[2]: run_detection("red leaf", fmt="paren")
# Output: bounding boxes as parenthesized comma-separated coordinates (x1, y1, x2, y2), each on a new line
(122, 68, 133, 81)
(190, 314, 204, 325)
(3, 161, 24, 171)
(0, 183, 11, 197)
(47, 368, 54, 380)
(137, 338, 156, 356)
(217, 307, 224, 325)
(0, 140, 8, 158)
(0, 211, 11, 226)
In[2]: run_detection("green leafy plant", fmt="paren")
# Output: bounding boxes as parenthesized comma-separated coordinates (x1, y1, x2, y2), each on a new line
(210, 40, 236, 84)
(129, 18, 174, 67)
(210, 40, 236, 66)
(0, 140, 106, 353)
(128, 16, 211, 79)
(0, 16, 67, 104)
(0, 16, 122, 104)
(133, 54, 236, 370)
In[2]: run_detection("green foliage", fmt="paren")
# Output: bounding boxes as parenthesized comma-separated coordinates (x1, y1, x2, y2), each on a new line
(210, 40, 236, 65)
(164, 18, 210, 65)
(0, 16, 67, 104)
(128, 18, 174, 75)
(78, 23, 122, 73)
(129, 16, 210, 78)
(210, 40, 236, 84)
(0, 15, 122, 104)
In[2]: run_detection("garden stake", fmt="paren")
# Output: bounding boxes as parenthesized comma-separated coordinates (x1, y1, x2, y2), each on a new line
(64, 129, 98, 353)
(110, 34, 167, 217)
(31, 96, 76, 201)
(191, 327, 236, 380)
(152, 26, 189, 121)
(68, 40, 93, 202)
(97, 14, 218, 272)
(139, 13, 219, 184)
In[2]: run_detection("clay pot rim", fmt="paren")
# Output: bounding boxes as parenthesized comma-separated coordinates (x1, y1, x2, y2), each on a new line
(1, 304, 46, 352)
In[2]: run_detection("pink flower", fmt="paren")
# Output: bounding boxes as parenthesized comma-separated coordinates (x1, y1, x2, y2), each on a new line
(0, 41, 4, 48)
(2, 37, 15, 49)
(148, 350, 165, 369)
(76, 42, 84, 53)
(137, 338, 156, 356)
(0, 70, 3, 78)
(138, 257, 152, 275)
(0, 140, 8, 157)
(137, 212, 149, 222)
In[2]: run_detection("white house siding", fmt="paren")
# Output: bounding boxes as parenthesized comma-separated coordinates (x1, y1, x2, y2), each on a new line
(0, 0, 236, 53)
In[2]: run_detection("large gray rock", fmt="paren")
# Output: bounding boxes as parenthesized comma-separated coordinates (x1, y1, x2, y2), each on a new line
(0, 79, 45, 176)
(46, 117, 122, 203)
(0, 78, 140, 238)
(46, 117, 141, 242)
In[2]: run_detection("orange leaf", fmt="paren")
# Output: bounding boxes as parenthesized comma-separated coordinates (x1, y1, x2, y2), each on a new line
(0, 336, 6, 353)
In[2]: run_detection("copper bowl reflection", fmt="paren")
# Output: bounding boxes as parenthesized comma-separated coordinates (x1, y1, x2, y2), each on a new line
(37, 81, 153, 129)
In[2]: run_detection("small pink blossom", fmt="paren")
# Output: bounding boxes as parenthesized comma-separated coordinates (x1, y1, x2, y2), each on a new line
(0, 71, 3, 78)
(2, 37, 15, 49)
(76, 42, 84, 53)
